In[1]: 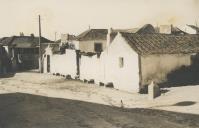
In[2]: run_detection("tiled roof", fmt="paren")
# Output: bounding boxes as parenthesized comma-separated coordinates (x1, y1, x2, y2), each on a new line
(187, 25, 199, 33)
(76, 25, 157, 41)
(68, 34, 76, 41)
(76, 29, 108, 41)
(171, 27, 188, 35)
(0, 36, 52, 48)
(136, 24, 157, 34)
(121, 32, 199, 55)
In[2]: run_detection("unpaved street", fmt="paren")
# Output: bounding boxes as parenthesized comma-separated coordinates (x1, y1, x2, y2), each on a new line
(0, 72, 199, 128)
(0, 93, 199, 128)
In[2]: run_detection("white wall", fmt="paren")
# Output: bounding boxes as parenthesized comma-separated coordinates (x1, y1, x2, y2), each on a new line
(43, 33, 140, 93)
(80, 54, 105, 84)
(44, 49, 77, 78)
(105, 33, 140, 92)
(80, 33, 140, 92)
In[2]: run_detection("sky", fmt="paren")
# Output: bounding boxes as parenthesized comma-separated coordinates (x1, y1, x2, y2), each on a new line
(0, 0, 198, 40)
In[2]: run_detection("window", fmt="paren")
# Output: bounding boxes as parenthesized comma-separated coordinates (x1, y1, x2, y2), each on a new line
(119, 57, 124, 68)
(94, 43, 102, 52)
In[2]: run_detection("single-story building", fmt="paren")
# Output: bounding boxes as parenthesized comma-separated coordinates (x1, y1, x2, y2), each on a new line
(0, 34, 53, 71)
(106, 31, 199, 92)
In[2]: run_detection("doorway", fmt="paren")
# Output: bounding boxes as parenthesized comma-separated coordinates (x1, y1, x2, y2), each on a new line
(47, 55, 50, 73)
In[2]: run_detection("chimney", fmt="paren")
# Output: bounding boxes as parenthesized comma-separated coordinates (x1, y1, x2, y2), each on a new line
(20, 32, 24, 36)
(30, 33, 34, 38)
(106, 28, 113, 48)
(61, 33, 69, 43)
(66, 34, 69, 41)
(171, 24, 173, 34)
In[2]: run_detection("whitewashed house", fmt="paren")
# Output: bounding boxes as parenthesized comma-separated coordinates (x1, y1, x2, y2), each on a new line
(106, 31, 199, 92)
(43, 24, 199, 93)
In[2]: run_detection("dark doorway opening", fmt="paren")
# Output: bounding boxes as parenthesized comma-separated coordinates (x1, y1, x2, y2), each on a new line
(47, 55, 50, 73)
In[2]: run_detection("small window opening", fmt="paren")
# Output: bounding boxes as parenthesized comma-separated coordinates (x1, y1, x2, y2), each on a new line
(94, 43, 102, 52)
(119, 57, 124, 68)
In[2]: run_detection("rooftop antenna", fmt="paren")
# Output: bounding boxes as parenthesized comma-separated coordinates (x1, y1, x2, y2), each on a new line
(195, 20, 198, 27)
(156, 22, 159, 33)
(54, 32, 57, 42)
(195, 19, 199, 34)
(156, 22, 159, 27)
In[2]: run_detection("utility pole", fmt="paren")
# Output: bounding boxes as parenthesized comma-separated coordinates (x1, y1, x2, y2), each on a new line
(39, 15, 42, 73)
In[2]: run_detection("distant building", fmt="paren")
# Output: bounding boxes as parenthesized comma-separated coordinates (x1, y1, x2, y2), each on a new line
(59, 34, 77, 53)
(157, 24, 187, 35)
(75, 25, 152, 53)
(75, 29, 109, 53)
(158, 25, 172, 34)
(0, 34, 53, 71)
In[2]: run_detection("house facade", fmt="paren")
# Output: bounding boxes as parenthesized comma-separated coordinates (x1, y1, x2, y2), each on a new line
(76, 29, 108, 53)
(0, 34, 53, 71)
(110, 32, 199, 92)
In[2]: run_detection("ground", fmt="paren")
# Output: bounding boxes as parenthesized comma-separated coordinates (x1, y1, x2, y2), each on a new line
(0, 72, 199, 128)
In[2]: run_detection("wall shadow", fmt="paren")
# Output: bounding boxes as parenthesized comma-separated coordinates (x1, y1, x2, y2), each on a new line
(160, 53, 199, 88)
(0, 93, 199, 128)
(0, 73, 15, 78)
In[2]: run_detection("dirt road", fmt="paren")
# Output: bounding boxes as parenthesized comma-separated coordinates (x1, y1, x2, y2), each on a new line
(0, 93, 199, 128)
(0, 72, 199, 127)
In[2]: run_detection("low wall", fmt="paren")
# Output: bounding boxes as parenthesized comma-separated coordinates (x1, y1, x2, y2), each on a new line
(50, 49, 77, 78)
(80, 46, 140, 93)
(80, 54, 105, 84)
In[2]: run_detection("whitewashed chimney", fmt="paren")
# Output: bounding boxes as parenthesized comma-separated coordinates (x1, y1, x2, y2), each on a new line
(61, 33, 69, 43)
(66, 33, 69, 41)
(106, 28, 113, 48)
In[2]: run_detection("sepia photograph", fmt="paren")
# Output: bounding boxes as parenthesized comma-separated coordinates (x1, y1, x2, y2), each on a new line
(0, 0, 199, 127)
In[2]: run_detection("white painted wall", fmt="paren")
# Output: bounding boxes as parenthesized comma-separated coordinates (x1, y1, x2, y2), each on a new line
(43, 33, 140, 93)
(44, 49, 77, 78)
(80, 33, 140, 92)
(105, 33, 140, 92)
(80, 54, 105, 84)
